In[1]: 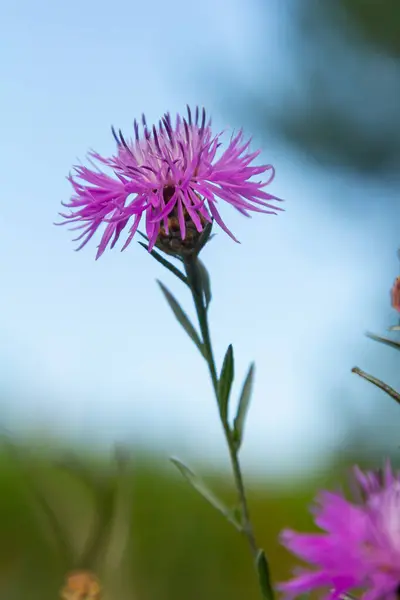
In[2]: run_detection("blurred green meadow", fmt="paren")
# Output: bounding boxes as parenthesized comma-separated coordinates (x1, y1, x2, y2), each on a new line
(0, 435, 383, 600)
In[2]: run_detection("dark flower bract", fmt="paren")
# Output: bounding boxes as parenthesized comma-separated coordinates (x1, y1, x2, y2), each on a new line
(58, 106, 283, 259)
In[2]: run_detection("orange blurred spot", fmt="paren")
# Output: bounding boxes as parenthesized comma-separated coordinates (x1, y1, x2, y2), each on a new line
(391, 276, 400, 312)
(60, 570, 101, 600)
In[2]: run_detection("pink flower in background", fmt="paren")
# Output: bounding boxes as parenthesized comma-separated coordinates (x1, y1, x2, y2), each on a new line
(391, 277, 400, 312)
(278, 461, 400, 600)
(58, 106, 283, 259)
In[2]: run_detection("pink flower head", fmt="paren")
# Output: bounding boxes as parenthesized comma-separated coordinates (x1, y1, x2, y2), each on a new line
(278, 461, 400, 600)
(391, 277, 400, 312)
(58, 106, 283, 259)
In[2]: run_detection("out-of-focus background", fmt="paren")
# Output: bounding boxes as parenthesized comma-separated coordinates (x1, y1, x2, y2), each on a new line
(1, 0, 400, 598)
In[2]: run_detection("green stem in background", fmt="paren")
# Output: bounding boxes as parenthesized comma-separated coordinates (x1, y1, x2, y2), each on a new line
(352, 366, 400, 405)
(184, 256, 274, 600)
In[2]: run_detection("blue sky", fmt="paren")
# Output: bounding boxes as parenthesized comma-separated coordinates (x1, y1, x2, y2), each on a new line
(1, 0, 399, 478)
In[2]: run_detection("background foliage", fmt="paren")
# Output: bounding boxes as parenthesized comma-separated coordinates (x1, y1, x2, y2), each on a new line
(0, 440, 392, 600)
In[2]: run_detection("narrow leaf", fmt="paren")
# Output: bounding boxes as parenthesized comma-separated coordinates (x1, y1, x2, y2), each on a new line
(256, 549, 274, 600)
(352, 366, 400, 405)
(170, 457, 241, 531)
(81, 447, 131, 568)
(194, 221, 213, 254)
(218, 345, 235, 420)
(157, 280, 205, 358)
(366, 331, 400, 351)
(137, 230, 149, 242)
(139, 242, 188, 285)
(233, 363, 255, 449)
(80, 481, 116, 569)
(197, 259, 212, 309)
(389, 325, 400, 331)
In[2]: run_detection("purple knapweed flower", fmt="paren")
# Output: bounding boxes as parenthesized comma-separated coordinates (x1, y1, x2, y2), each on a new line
(278, 461, 400, 600)
(58, 106, 283, 259)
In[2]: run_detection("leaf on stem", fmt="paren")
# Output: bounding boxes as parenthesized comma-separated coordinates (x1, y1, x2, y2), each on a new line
(256, 549, 275, 600)
(352, 366, 400, 405)
(137, 230, 149, 242)
(170, 457, 241, 531)
(196, 259, 212, 309)
(157, 280, 206, 358)
(218, 344, 235, 420)
(194, 221, 213, 255)
(389, 325, 400, 331)
(366, 331, 400, 351)
(233, 363, 255, 450)
(79, 479, 116, 569)
(139, 242, 188, 285)
(80, 447, 130, 569)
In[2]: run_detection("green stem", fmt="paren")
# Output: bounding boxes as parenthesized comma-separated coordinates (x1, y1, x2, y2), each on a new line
(222, 419, 258, 556)
(184, 257, 272, 599)
(352, 366, 400, 404)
